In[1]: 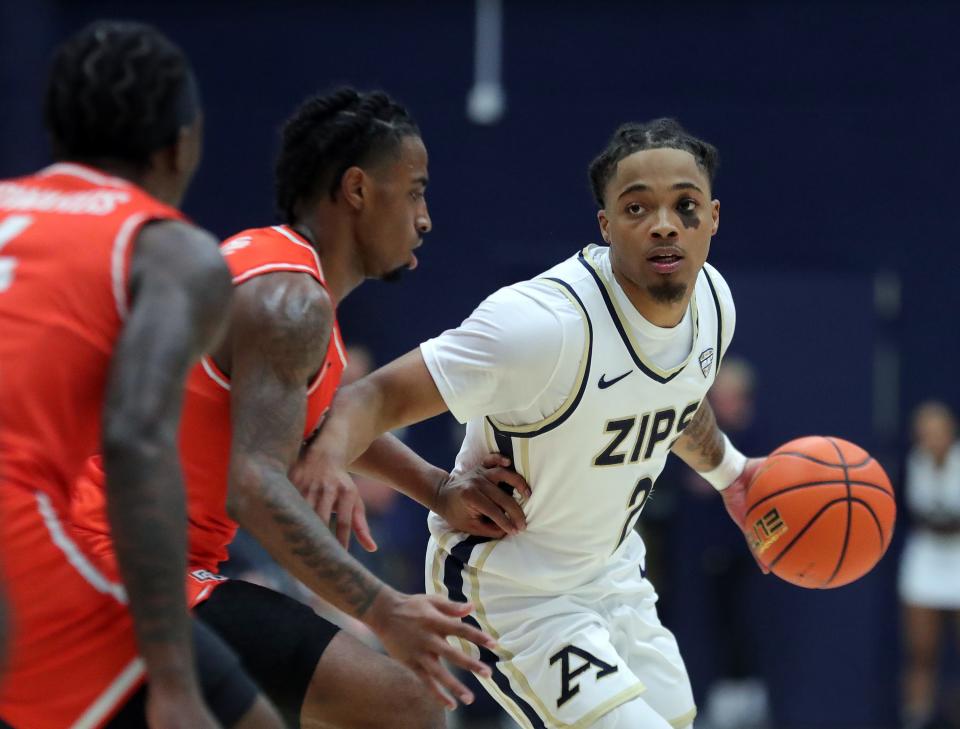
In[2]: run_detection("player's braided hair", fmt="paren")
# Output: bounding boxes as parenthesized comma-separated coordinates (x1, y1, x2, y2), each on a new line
(275, 87, 420, 223)
(44, 20, 198, 166)
(588, 118, 719, 207)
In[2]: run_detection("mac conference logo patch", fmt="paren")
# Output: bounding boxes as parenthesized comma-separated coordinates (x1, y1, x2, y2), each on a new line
(698, 348, 715, 377)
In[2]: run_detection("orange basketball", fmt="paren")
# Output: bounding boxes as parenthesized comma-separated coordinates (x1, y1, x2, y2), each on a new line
(744, 436, 896, 589)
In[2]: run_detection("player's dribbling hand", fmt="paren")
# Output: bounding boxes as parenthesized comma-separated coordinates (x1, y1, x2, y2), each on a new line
(366, 589, 497, 710)
(720, 456, 771, 574)
(289, 460, 378, 553)
(146, 685, 221, 729)
(434, 454, 532, 538)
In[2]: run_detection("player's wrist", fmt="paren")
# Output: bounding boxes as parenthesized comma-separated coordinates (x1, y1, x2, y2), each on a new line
(362, 584, 401, 634)
(700, 434, 747, 491)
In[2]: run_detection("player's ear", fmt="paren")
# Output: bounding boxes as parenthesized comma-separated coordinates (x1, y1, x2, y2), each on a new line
(151, 132, 184, 175)
(710, 199, 720, 236)
(597, 209, 611, 244)
(170, 116, 203, 175)
(340, 166, 366, 211)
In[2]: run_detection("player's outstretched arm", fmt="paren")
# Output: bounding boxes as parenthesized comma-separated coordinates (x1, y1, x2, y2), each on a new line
(102, 220, 231, 728)
(670, 400, 769, 571)
(293, 349, 448, 500)
(669, 399, 765, 524)
(224, 277, 495, 708)
(305, 431, 531, 550)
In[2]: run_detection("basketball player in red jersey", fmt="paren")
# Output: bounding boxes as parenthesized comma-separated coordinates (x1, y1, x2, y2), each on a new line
(0, 21, 283, 729)
(71, 88, 529, 727)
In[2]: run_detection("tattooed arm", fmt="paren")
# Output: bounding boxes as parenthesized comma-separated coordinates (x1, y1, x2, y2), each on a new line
(225, 273, 383, 616)
(671, 399, 764, 531)
(670, 398, 727, 472)
(103, 220, 231, 727)
(224, 274, 494, 707)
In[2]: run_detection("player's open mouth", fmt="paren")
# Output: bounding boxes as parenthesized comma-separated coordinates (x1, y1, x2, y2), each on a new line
(647, 252, 683, 274)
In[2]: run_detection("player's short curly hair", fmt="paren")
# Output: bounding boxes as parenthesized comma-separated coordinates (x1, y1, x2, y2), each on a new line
(274, 87, 420, 223)
(588, 118, 719, 207)
(44, 20, 199, 166)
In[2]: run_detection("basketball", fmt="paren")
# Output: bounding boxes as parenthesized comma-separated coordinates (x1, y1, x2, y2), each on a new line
(744, 436, 896, 589)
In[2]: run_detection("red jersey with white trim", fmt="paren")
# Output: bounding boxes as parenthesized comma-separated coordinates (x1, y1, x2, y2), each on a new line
(0, 163, 185, 729)
(72, 224, 347, 573)
(0, 163, 185, 510)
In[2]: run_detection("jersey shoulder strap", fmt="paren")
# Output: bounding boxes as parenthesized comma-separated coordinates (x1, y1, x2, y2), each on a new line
(221, 225, 324, 286)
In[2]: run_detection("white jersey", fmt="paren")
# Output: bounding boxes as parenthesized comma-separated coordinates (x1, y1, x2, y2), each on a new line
(423, 244, 736, 592)
(898, 443, 960, 608)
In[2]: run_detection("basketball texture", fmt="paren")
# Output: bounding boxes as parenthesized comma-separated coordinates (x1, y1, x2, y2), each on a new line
(744, 436, 896, 589)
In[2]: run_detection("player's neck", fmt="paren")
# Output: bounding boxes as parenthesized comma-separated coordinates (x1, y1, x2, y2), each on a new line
(611, 265, 691, 328)
(289, 220, 362, 303)
(69, 158, 177, 206)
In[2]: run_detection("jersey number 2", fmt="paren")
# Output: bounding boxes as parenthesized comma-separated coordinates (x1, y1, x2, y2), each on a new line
(0, 215, 32, 293)
(614, 476, 652, 552)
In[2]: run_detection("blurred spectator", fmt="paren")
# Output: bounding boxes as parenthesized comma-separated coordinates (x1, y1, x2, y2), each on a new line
(899, 401, 960, 729)
(662, 356, 771, 729)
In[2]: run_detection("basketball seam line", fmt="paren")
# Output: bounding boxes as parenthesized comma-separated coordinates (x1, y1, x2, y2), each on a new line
(767, 496, 849, 573)
(745, 479, 893, 517)
(851, 497, 887, 552)
(825, 437, 852, 587)
(773, 451, 873, 469)
(764, 496, 888, 588)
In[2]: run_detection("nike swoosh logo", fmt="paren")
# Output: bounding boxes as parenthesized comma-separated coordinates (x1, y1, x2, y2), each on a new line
(598, 370, 633, 389)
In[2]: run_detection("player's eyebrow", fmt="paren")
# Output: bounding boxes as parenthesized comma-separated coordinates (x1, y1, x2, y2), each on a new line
(617, 181, 704, 200)
(617, 182, 649, 200)
(413, 175, 429, 187)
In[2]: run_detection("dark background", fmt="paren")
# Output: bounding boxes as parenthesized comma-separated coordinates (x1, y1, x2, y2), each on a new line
(3, 1, 959, 726)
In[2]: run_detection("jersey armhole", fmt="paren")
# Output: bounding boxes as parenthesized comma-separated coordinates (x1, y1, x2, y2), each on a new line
(112, 212, 154, 320)
(486, 277, 593, 438)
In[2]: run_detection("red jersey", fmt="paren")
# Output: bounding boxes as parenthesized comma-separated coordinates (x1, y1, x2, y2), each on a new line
(72, 224, 347, 576)
(0, 162, 184, 510)
(0, 163, 185, 728)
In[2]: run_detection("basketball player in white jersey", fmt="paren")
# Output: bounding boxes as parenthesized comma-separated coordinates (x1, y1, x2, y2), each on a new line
(294, 119, 766, 728)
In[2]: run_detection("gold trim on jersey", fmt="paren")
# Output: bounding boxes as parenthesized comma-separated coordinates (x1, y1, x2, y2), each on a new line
(429, 540, 534, 729)
(579, 244, 700, 380)
(483, 418, 497, 453)
(517, 437, 532, 484)
(487, 278, 592, 436)
(669, 706, 698, 728)
(571, 685, 649, 729)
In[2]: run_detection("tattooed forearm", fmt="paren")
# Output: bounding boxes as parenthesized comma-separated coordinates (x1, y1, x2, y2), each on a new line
(249, 470, 384, 617)
(672, 399, 726, 471)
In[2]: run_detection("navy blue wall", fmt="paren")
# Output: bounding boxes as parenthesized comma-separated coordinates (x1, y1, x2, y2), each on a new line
(3, 2, 958, 725)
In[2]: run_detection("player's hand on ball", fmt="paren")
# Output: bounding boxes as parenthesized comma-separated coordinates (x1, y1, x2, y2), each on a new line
(720, 456, 771, 574)
(289, 459, 377, 552)
(434, 454, 532, 538)
(366, 589, 496, 710)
